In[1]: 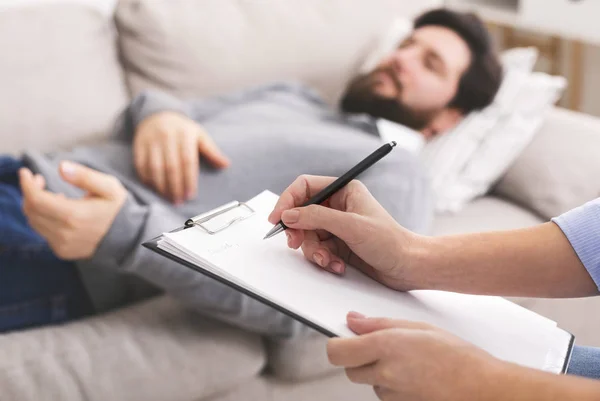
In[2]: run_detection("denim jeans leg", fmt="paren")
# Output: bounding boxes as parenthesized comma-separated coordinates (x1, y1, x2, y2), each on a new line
(0, 244, 94, 333)
(566, 345, 600, 380)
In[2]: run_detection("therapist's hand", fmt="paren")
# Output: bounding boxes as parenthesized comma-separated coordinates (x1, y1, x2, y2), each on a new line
(329, 312, 506, 401)
(268, 175, 421, 291)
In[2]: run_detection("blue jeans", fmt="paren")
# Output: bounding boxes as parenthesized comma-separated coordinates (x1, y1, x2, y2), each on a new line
(567, 345, 600, 380)
(0, 157, 93, 333)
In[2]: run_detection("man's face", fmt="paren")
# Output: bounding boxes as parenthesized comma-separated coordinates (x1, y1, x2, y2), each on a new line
(341, 25, 472, 133)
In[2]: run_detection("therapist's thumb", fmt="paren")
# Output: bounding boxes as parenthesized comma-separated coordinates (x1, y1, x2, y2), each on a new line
(281, 205, 361, 242)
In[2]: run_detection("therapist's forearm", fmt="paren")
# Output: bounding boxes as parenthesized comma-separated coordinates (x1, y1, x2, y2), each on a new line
(407, 222, 598, 298)
(491, 362, 600, 401)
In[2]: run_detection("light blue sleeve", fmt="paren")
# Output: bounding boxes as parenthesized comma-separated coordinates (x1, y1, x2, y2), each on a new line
(552, 198, 600, 290)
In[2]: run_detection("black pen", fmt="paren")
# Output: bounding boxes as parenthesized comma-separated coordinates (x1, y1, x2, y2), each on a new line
(263, 141, 397, 240)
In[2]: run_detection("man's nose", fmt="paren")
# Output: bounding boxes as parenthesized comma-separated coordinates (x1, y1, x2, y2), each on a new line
(390, 47, 419, 75)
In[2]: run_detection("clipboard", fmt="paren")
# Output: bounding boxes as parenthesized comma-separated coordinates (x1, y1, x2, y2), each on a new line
(184, 201, 255, 233)
(143, 195, 575, 375)
(142, 199, 341, 339)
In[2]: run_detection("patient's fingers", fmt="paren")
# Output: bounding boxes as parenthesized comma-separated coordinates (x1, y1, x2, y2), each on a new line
(34, 174, 45, 188)
(20, 169, 72, 221)
(164, 132, 183, 203)
(134, 136, 150, 185)
(25, 212, 56, 239)
(181, 130, 199, 200)
(19, 168, 36, 198)
(149, 144, 167, 198)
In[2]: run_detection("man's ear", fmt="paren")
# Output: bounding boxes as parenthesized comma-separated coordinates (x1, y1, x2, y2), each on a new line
(422, 108, 464, 139)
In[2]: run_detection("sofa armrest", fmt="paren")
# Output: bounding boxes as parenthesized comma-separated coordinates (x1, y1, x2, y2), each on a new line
(0, 296, 265, 401)
(493, 107, 600, 220)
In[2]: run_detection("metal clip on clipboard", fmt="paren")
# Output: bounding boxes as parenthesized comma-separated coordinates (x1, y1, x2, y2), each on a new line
(184, 201, 255, 235)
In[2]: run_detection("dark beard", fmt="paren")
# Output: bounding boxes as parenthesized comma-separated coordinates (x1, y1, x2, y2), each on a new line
(340, 69, 436, 131)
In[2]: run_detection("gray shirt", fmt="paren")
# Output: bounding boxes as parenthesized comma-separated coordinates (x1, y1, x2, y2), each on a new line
(25, 83, 432, 336)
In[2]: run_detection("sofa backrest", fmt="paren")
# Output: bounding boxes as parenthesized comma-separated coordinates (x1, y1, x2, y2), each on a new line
(0, 3, 129, 155)
(494, 107, 600, 219)
(116, 0, 439, 104)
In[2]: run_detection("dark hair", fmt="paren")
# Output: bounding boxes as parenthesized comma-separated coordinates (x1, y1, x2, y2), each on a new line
(415, 9, 502, 114)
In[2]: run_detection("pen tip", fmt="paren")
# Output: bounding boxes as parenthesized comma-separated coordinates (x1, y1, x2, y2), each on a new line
(390, 141, 397, 147)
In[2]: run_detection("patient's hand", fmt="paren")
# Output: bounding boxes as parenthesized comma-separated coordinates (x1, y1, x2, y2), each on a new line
(134, 111, 230, 204)
(20, 162, 127, 260)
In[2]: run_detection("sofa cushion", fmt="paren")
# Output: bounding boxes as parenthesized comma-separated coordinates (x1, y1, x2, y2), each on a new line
(0, 4, 129, 155)
(205, 374, 376, 401)
(265, 329, 341, 383)
(494, 107, 600, 220)
(433, 196, 544, 236)
(0, 295, 265, 401)
(116, 0, 432, 103)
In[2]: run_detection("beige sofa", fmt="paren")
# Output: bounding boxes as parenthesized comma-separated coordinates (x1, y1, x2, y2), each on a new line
(1, 1, 599, 400)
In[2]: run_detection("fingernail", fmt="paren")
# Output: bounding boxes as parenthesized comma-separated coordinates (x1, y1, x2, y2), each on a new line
(286, 232, 292, 247)
(329, 261, 343, 274)
(313, 253, 324, 267)
(281, 209, 300, 224)
(61, 161, 76, 178)
(347, 311, 366, 320)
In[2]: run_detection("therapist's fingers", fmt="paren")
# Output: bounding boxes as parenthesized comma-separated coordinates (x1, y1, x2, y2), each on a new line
(284, 225, 348, 275)
(347, 314, 436, 335)
(281, 204, 363, 249)
(373, 385, 395, 401)
(345, 364, 379, 386)
(268, 175, 338, 224)
(284, 227, 304, 250)
(300, 230, 346, 275)
(327, 334, 380, 368)
(286, 223, 331, 248)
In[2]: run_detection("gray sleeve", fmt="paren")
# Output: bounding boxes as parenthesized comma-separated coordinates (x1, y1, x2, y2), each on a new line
(113, 82, 322, 143)
(83, 195, 309, 338)
(112, 90, 192, 143)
